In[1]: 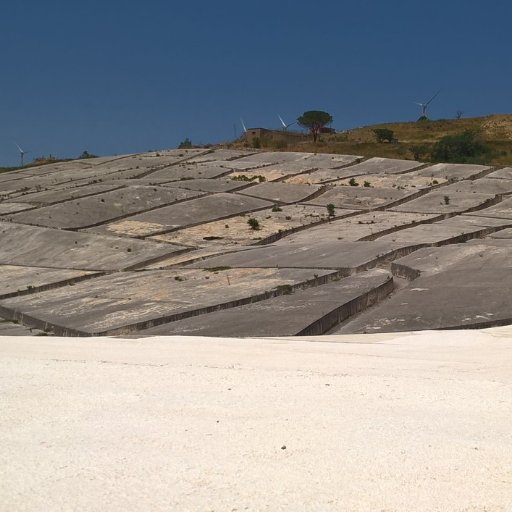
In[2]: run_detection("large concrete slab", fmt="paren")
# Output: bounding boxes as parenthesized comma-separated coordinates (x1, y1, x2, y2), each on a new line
(143, 163, 232, 181)
(0, 159, 161, 195)
(336, 269, 512, 333)
(336, 242, 512, 333)
(466, 196, 512, 220)
(306, 184, 421, 210)
(440, 177, 512, 195)
(486, 167, 512, 180)
(227, 166, 307, 181)
(140, 246, 258, 270)
(329, 157, 423, 175)
(0, 203, 36, 215)
(411, 162, 490, 181)
(89, 193, 273, 238)
(187, 240, 413, 271)
(285, 167, 371, 184)
(391, 190, 495, 214)
(4, 182, 123, 205)
(377, 215, 511, 245)
(332, 173, 444, 189)
(180, 148, 255, 163)
(391, 242, 512, 279)
(283, 211, 440, 243)
(1, 331, 511, 511)
(223, 151, 309, 168)
(159, 177, 249, 193)
(136, 269, 393, 337)
(237, 182, 323, 203)
(63, 150, 209, 175)
(0, 265, 98, 299)
(0, 222, 185, 271)
(302, 153, 362, 168)
(488, 227, 512, 238)
(0, 268, 335, 335)
(285, 158, 423, 185)
(150, 204, 346, 247)
(8, 185, 203, 229)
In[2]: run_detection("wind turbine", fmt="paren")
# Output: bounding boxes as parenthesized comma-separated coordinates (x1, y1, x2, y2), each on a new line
(240, 118, 248, 134)
(278, 114, 296, 131)
(415, 89, 442, 118)
(15, 142, 28, 167)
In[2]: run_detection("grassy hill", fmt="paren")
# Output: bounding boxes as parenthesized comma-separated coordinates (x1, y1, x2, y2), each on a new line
(229, 114, 512, 166)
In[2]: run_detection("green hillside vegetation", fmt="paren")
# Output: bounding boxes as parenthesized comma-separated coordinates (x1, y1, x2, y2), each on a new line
(230, 114, 512, 166)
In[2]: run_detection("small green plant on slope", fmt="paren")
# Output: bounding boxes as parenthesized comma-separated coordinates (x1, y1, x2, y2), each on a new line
(326, 203, 335, 217)
(247, 218, 260, 230)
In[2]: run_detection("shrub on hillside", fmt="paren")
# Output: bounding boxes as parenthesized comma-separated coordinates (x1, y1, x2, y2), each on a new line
(431, 130, 491, 163)
(373, 128, 395, 143)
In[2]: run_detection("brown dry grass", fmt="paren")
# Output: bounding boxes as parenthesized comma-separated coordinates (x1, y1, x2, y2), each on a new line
(227, 114, 512, 166)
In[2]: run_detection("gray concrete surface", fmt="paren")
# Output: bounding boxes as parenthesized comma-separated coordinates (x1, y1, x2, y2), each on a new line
(0, 203, 36, 214)
(336, 242, 512, 333)
(0, 265, 98, 299)
(1, 149, 512, 336)
(187, 240, 412, 271)
(335, 269, 512, 332)
(391, 190, 495, 214)
(1, 330, 511, 511)
(150, 204, 336, 247)
(88, 193, 273, 237)
(487, 167, 512, 179)
(161, 177, 249, 193)
(237, 182, 323, 203)
(0, 268, 334, 335)
(136, 269, 393, 337)
(286, 167, 370, 184)
(144, 163, 232, 180)
(282, 211, 440, 243)
(467, 197, 512, 220)
(441, 177, 512, 195)
(306, 184, 420, 209)
(377, 215, 511, 245)
(0, 221, 184, 271)
(332, 157, 423, 174)
(9, 185, 204, 229)
(411, 162, 490, 180)
(5, 182, 123, 205)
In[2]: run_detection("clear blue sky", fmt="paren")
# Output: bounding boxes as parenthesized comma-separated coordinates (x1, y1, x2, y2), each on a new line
(1, 0, 510, 166)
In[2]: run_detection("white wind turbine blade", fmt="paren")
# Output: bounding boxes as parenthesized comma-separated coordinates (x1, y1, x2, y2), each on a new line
(240, 118, 247, 133)
(278, 114, 287, 129)
(426, 89, 442, 106)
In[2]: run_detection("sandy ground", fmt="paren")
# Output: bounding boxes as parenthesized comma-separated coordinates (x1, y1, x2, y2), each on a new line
(1, 329, 511, 511)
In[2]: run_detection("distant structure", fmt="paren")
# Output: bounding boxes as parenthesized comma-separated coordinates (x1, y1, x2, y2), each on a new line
(415, 89, 442, 119)
(15, 142, 28, 167)
(244, 127, 271, 144)
(278, 115, 296, 131)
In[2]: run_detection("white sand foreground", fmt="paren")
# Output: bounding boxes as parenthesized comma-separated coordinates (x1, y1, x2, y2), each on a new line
(1, 329, 512, 511)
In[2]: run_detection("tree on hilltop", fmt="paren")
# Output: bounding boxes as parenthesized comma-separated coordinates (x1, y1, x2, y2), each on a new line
(297, 110, 333, 142)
